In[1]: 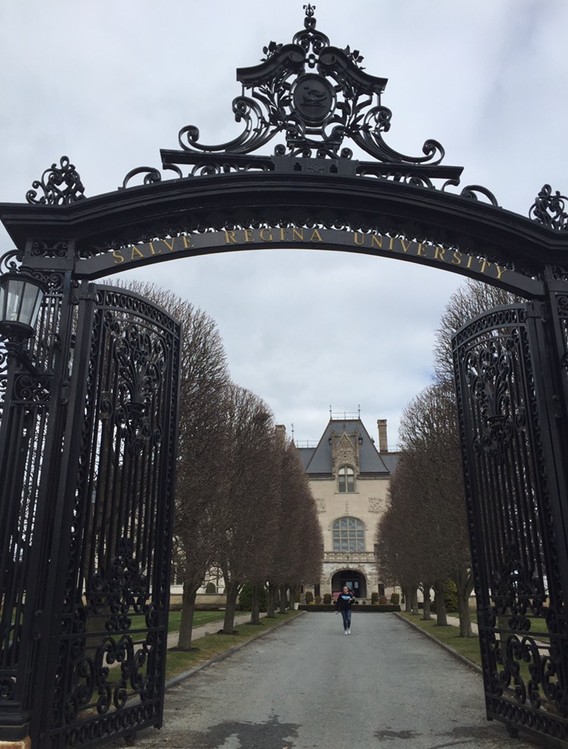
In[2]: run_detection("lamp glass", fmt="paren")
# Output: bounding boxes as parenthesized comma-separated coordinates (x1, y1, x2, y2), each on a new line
(0, 273, 45, 338)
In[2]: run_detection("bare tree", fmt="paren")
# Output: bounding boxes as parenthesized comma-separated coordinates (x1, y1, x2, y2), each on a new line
(431, 280, 521, 632)
(216, 385, 279, 634)
(399, 383, 473, 631)
(433, 280, 520, 387)
(268, 438, 322, 614)
(375, 460, 423, 614)
(378, 281, 521, 633)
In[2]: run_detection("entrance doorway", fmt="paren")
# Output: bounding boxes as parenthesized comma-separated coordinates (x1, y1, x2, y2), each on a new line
(332, 570, 367, 599)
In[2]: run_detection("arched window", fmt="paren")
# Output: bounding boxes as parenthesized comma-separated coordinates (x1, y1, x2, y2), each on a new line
(333, 517, 365, 552)
(338, 465, 355, 493)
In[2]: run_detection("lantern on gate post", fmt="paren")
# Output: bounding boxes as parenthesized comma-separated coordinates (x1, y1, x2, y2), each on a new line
(0, 270, 45, 342)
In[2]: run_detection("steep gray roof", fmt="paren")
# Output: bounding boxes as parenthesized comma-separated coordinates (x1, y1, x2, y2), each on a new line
(300, 418, 397, 476)
(378, 452, 402, 474)
(297, 447, 316, 470)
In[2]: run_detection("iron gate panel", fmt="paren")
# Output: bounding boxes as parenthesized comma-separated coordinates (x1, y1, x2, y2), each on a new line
(32, 285, 180, 748)
(453, 304, 568, 745)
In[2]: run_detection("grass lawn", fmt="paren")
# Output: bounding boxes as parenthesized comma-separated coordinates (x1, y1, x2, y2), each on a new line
(129, 609, 226, 632)
(165, 611, 301, 681)
(399, 612, 482, 668)
(168, 609, 227, 631)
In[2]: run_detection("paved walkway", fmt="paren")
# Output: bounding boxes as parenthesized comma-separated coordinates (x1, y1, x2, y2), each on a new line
(170, 612, 473, 651)
(101, 612, 543, 748)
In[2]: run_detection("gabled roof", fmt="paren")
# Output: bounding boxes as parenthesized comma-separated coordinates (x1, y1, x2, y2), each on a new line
(299, 418, 396, 476)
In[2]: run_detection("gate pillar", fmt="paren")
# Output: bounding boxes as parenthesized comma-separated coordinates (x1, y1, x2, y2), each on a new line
(0, 253, 76, 747)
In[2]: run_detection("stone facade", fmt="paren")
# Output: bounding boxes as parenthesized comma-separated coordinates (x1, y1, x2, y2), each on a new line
(297, 415, 399, 601)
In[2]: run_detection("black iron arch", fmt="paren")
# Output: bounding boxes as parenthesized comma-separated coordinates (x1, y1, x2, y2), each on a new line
(0, 7, 566, 298)
(0, 170, 564, 298)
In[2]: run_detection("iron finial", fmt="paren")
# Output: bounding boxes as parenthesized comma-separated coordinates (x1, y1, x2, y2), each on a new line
(303, 3, 316, 28)
(26, 156, 86, 206)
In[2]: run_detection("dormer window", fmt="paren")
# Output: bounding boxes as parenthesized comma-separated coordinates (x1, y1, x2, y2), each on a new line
(338, 465, 355, 493)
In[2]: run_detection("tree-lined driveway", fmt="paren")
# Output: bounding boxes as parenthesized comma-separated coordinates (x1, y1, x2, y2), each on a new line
(109, 613, 544, 749)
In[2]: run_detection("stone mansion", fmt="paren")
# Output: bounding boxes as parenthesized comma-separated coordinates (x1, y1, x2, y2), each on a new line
(186, 412, 400, 604)
(296, 413, 400, 601)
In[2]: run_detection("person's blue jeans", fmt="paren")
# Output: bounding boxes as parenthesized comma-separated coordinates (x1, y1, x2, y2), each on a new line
(340, 609, 351, 631)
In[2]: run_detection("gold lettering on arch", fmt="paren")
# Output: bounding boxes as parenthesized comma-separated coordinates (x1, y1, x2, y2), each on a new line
(103, 226, 512, 287)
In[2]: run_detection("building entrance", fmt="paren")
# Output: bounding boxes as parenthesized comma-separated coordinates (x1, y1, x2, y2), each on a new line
(332, 571, 367, 599)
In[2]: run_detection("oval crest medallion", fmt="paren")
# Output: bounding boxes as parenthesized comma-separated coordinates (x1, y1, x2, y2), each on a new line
(292, 74, 336, 125)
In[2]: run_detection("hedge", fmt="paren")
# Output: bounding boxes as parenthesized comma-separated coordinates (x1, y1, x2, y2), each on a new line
(298, 604, 401, 613)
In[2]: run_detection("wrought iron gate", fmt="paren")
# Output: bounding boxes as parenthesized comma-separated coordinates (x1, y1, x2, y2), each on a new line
(1, 6, 568, 747)
(453, 302, 568, 745)
(0, 280, 180, 748)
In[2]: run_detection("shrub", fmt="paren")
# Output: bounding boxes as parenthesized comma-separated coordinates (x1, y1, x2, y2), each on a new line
(431, 582, 458, 613)
(371, 592, 379, 604)
(305, 591, 314, 605)
(444, 581, 458, 613)
(315, 595, 322, 605)
(390, 593, 400, 605)
(238, 583, 267, 611)
(323, 593, 332, 605)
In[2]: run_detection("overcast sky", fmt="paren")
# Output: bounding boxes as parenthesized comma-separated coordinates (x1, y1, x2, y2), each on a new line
(1, 0, 567, 448)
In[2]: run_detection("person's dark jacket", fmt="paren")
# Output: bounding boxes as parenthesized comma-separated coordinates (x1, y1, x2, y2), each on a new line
(335, 591, 356, 611)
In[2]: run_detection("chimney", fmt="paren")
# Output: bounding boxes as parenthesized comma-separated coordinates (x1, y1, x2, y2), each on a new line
(377, 419, 388, 453)
(275, 424, 287, 443)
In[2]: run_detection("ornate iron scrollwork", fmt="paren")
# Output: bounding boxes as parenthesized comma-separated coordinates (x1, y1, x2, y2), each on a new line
(26, 156, 86, 206)
(454, 304, 568, 739)
(49, 538, 155, 728)
(40, 286, 179, 746)
(529, 184, 568, 231)
(465, 328, 522, 464)
(171, 7, 447, 166)
(117, 5, 469, 191)
(88, 537, 149, 619)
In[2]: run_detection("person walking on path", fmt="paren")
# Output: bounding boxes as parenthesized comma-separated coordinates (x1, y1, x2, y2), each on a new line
(335, 585, 356, 634)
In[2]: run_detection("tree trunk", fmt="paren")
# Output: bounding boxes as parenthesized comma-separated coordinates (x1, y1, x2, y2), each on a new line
(289, 584, 297, 611)
(279, 584, 288, 614)
(222, 580, 240, 633)
(434, 580, 448, 626)
(457, 588, 472, 637)
(422, 584, 433, 621)
(266, 582, 277, 617)
(454, 568, 474, 637)
(402, 586, 412, 612)
(250, 584, 261, 625)
(177, 580, 199, 650)
(410, 586, 419, 614)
